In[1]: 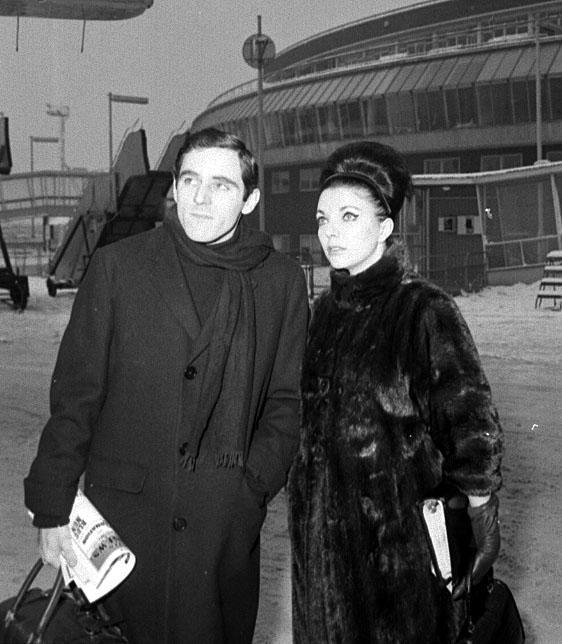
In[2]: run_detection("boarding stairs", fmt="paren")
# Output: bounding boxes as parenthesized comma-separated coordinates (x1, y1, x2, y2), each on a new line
(535, 250, 562, 309)
(46, 125, 188, 295)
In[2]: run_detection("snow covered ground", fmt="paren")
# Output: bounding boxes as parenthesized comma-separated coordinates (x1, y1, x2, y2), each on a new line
(1, 276, 560, 642)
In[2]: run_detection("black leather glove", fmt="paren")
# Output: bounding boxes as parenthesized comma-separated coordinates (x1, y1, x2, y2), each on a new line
(452, 492, 500, 600)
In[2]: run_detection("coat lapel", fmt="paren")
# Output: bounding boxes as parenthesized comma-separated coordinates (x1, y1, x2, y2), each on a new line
(139, 228, 203, 343)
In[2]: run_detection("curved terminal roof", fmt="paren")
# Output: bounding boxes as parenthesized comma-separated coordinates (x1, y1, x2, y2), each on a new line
(193, 0, 562, 131)
(266, 0, 561, 79)
(0, 0, 153, 20)
(194, 42, 562, 130)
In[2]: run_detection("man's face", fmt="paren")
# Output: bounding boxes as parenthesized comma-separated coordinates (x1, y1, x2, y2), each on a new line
(173, 147, 258, 244)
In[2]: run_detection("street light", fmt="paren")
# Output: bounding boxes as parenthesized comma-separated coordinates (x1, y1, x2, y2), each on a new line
(243, 17, 275, 232)
(108, 92, 148, 209)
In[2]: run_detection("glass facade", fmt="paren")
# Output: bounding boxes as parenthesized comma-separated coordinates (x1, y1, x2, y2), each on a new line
(201, 42, 562, 153)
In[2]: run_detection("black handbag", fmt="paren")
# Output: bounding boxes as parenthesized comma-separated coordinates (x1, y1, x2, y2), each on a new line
(420, 490, 525, 644)
(0, 559, 127, 644)
(456, 561, 525, 644)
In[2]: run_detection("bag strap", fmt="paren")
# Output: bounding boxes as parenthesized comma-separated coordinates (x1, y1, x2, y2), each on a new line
(32, 568, 65, 644)
(4, 558, 43, 627)
(464, 559, 475, 639)
(3, 558, 65, 644)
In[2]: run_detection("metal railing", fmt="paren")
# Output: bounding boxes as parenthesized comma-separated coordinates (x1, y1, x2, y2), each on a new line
(0, 171, 102, 219)
(485, 235, 561, 269)
(416, 250, 488, 293)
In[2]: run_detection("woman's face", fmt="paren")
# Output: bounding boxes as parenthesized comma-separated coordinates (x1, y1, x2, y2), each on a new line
(316, 184, 394, 275)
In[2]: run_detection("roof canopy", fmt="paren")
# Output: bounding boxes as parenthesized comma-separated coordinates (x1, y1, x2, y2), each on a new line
(0, 0, 152, 21)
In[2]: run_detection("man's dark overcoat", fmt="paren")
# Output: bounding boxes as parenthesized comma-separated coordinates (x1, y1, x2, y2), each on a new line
(25, 224, 309, 643)
(288, 249, 503, 644)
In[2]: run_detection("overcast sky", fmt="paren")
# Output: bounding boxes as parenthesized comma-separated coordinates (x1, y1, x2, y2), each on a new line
(1, 0, 415, 173)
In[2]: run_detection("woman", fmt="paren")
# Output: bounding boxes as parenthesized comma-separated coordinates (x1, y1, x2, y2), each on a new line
(288, 141, 503, 643)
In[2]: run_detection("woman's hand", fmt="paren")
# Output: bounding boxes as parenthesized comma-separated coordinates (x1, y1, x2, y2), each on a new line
(452, 492, 500, 599)
(39, 525, 77, 569)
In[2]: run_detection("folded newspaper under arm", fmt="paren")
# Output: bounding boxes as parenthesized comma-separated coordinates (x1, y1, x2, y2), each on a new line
(420, 498, 453, 593)
(59, 489, 136, 603)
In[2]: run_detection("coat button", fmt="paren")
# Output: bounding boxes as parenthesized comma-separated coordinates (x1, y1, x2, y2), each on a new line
(172, 517, 187, 531)
(184, 365, 197, 380)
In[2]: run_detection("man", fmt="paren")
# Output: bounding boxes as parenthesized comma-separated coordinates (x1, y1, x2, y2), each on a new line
(25, 128, 309, 643)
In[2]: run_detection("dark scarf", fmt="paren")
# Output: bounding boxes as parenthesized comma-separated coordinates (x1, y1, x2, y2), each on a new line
(331, 249, 405, 309)
(163, 212, 273, 469)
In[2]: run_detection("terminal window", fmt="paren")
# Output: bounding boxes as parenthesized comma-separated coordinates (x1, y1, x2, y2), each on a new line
(480, 153, 522, 171)
(423, 158, 460, 174)
(546, 150, 562, 162)
(272, 170, 290, 194)
(299, 168, 321, 192)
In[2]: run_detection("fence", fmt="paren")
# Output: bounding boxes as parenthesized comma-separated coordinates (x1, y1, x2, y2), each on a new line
(485, 235, 561, 269)
(413, 250, 487, 294)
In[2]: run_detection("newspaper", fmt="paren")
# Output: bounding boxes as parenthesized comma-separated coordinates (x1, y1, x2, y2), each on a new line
(59, 489, 136, 602)
(420, 498, 453, 593)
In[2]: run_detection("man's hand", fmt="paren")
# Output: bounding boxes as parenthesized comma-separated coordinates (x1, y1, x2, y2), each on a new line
(39, 525, 77, 569)
(452, 493, 500, 599)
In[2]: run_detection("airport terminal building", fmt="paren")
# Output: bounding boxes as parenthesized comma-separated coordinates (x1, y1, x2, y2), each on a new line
(190, 0, 562, 290)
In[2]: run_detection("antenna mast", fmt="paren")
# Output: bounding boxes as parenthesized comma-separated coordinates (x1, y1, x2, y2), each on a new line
(46, 104, 70, 170)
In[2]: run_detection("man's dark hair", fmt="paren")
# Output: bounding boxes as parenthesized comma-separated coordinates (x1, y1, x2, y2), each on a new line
(173, 128, 258, 200)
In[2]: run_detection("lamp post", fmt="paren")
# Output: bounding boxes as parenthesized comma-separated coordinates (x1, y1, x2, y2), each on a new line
(243, 17, 275, 232)
(108, 92, 148, 209)
(46, 104, 69, 170)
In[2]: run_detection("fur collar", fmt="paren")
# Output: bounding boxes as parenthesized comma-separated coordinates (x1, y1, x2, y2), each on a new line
(330, 243, 405, 309)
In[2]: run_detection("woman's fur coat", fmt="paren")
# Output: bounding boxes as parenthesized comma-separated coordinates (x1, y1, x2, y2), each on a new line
(288, 247, 503, 643)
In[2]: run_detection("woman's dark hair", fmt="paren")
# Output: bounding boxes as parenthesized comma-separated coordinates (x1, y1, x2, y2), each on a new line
(173, 128, 258, 200)
(319, 141, 413, 222)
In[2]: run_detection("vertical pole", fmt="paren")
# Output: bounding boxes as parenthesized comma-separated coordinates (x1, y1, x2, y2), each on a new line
(30, 137, 35, 236)
(424, 187, 430, 277)
(81, 18, 86, 53)
(535, 15, 543, 162)
(59, 114, 66, 170)
(108, 93, 114, 211)
(257, 16, 265, 232)
(535, 16, 545, 255)
(550, 173, 562, 249)
(108, 93, 113, 171)
(475, 183, 488, 273)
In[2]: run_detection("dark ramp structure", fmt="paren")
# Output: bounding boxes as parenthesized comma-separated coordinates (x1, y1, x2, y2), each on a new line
(0, 116, 12, 175)
(0, 115, 28, 309)
(46, 126, 188, 295)
(0, 223, 29, 310)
